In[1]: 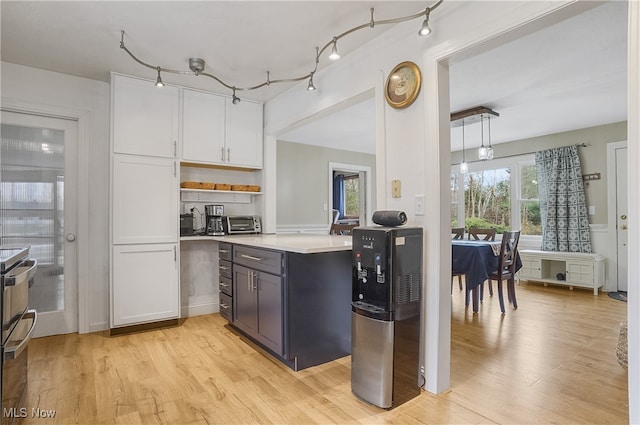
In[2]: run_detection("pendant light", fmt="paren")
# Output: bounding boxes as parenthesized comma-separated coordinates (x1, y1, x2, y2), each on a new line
(478, 114, 488, 160)
(486, 115, 494, 159)
(460, 120, 468, 174)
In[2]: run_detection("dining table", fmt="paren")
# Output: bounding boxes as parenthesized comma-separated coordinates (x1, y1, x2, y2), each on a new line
(451, 239, 522, 312)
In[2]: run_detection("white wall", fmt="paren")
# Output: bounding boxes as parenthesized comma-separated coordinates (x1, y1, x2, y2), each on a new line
(1, 61, 111, 332)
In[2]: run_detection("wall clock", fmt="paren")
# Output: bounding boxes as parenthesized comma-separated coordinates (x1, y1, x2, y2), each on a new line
(384, 61, 421, 109)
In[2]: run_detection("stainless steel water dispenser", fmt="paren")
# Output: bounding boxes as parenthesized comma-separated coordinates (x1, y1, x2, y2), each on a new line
(351, 225, 423, 409)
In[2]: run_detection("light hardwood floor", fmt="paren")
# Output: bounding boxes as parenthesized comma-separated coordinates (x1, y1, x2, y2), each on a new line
(18, 281, 628, 424)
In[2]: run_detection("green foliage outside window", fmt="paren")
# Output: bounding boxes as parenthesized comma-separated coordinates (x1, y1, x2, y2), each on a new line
(344, 176, 360, 218)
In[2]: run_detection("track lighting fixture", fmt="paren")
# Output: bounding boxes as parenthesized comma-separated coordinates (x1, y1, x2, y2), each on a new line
(418, 8, 432, 36)
(119, 1, 443, 100)
(154, 66, 164, 87)
(328, 37, 341, 61)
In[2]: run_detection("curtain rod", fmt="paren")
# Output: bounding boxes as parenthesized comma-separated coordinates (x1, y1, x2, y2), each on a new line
(453, 143, 590, 166)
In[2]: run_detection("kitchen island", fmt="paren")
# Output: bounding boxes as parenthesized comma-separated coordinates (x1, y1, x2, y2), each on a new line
(182, 234, 353, 370)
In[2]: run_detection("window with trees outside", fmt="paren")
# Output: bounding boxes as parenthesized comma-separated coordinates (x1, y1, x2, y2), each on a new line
(451, 154, 541, 237)
(343, 173, 360, 219)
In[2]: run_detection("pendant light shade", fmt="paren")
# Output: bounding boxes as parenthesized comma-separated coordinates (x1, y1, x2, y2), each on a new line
(460, 120, 468, 174)
(486, 115, 494, 159)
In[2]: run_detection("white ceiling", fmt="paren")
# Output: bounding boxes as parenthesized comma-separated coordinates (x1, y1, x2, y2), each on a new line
(1, 1, 628, 155)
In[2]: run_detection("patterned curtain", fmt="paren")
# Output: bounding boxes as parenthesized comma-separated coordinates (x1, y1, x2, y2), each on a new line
(535, 145, 592, 253)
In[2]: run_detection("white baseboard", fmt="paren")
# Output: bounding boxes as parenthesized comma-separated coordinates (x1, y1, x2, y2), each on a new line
(182, 295, 219, 317)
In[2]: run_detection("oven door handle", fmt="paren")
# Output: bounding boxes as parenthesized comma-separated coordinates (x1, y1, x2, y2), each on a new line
(4, 259, 37, 287)
(3, 309, 37, 361)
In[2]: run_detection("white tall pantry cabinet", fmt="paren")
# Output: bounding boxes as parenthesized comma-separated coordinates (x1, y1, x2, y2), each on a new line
(110, 74, 180, 328)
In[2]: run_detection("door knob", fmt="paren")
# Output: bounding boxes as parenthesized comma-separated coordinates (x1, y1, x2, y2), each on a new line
(620, 214, 627, 220)
(66, 233, 76, 242)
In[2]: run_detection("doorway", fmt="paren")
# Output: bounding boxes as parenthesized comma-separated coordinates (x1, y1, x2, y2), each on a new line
(607, 141, 628, 292)
(1, 111, 79, 336)
(329, 162, 371, 226)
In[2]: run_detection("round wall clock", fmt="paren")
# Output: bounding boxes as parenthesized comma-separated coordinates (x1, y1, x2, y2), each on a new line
(384, 61, 422, 109)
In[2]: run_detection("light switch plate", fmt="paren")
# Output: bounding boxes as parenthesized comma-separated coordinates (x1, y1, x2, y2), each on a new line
(588, 205, 596, 215)
(392, 180, 401, 198)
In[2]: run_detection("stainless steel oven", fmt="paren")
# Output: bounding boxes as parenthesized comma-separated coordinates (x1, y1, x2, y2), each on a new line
(1, 246, 38, 424)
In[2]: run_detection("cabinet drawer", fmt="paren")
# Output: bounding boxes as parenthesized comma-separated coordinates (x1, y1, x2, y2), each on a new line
(220, 292, 232, 322)
(233, 246, 283, 276)
(219, 259, 232, 279)
(219, 275, 232, 296)
(219, 243, 232, 261)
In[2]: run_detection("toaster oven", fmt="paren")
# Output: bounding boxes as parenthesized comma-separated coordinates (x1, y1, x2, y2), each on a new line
(222, 216, 261, 234)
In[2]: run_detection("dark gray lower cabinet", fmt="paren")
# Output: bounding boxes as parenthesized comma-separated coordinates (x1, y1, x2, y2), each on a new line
(228, 243, 351, 371)
(233, 264, 284, 356)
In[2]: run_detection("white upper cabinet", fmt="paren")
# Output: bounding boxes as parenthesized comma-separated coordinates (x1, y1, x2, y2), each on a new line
(182, 88, 263, 169)
(112, 74, 179, 158)
(226, 98, 263, 169)
(182, 89, 226, 164)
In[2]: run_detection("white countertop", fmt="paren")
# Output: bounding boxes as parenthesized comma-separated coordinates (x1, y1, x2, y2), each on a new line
(181, 233, 352, 254)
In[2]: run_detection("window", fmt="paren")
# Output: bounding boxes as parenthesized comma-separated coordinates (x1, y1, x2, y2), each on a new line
(343, 174, 360, 218)
(451, 154, 540, 236)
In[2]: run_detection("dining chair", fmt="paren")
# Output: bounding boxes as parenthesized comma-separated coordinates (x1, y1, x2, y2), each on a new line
(451, 227, 464, 240)
(451, 227, 465, 292)
(487, 230, 521, 314)
(329, 223, 357, 235)
(468, 228, 497, 241)
(468, 228, 497, 297)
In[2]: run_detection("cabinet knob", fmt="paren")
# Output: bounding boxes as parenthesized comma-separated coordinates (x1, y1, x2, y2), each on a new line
(66, 233, 76, 242)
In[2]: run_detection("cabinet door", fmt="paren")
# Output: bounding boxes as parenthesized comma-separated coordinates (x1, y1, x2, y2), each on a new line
(233, 264, 257, 334)
(566, 262, 594, 285)
(113, 154, 177, 244)
(112, 75, 179, 158)
(182, 89, 226, 164)
(521, 257, 542, 279)
(256, 271, 284, 355)
(112, 243, 179, 327)
(226, 99, 263, 168)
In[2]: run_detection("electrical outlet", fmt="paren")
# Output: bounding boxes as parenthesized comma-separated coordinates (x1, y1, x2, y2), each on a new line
(392, 180, 401, 198)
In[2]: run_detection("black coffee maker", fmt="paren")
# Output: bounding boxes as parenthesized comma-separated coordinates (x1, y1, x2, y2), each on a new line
(205, 204, 225, 236)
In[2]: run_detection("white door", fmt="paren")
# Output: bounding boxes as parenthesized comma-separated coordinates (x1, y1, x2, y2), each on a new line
(615, 146, 628, 292)
(0, 111, 78, 336)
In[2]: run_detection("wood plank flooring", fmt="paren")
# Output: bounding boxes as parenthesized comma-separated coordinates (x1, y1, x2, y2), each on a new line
(18, 281, 628, 424)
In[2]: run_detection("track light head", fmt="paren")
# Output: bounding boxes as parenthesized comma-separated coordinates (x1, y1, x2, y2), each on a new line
(155, 67, 164, 87)
(232, 88, 241, 104)
(418, 8, 432, 36)
(328, 37, 341, 61)
(307, 73, 316, 91)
